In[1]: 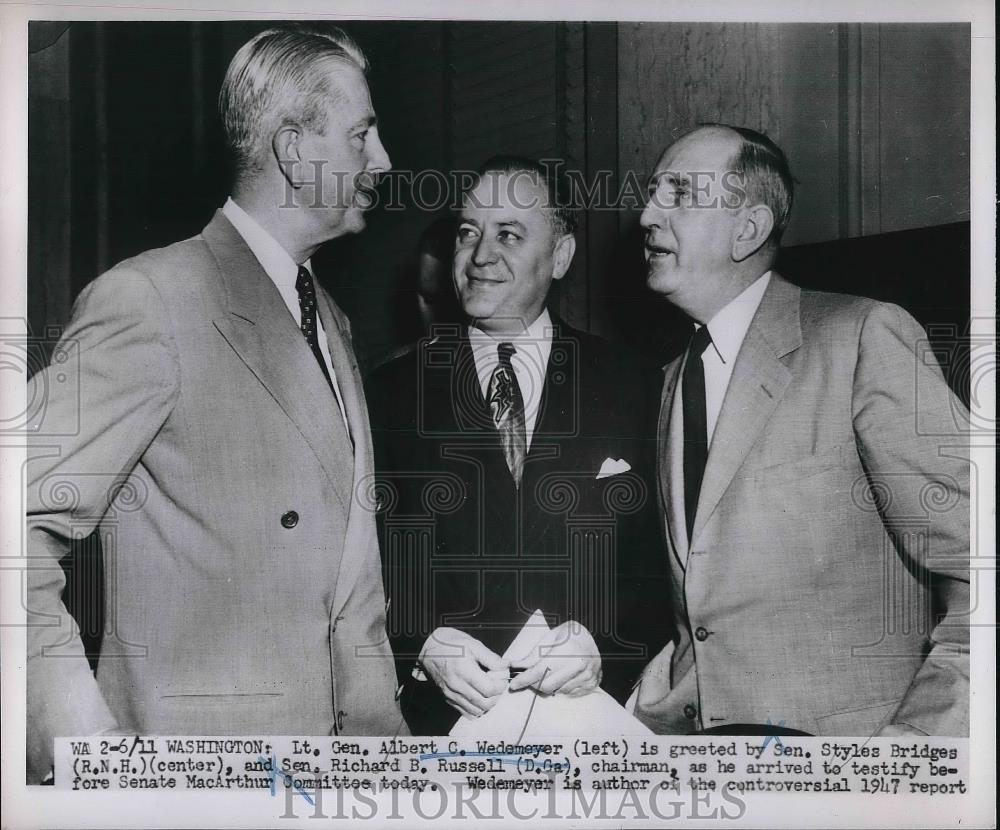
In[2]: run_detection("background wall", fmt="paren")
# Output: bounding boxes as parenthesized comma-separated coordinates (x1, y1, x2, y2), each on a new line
(28, 20, 970, 371)
(26, 19, 972, 664)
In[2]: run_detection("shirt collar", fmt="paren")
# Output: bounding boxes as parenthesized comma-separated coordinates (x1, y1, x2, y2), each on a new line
(468, 307, 553, 352)
(468, 308, 554, 388)
(222, 197, 312, 287)
(702, 271, 772, 364)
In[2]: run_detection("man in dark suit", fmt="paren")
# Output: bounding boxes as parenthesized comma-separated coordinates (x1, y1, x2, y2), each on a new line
(369, 157, 671, 735)
(633, 124, 969, 736)
(26, 25, 403, 782)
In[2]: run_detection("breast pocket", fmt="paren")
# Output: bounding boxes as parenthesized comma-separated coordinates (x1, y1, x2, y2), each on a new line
(814, 697, 903, 736)
(751, 445, 851, 485)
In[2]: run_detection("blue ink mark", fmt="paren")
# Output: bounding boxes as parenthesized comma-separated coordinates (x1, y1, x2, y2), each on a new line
(258, 754, 314, 805)
(759, 720, 786, 751)
(419, 751, 525, 767)
(420, 750, 573, 773)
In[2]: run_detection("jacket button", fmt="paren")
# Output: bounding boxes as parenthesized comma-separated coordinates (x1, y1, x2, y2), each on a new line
(280, 510, 299, 529)
(695, 626, 710, 642)
(684, 703, 698, 720)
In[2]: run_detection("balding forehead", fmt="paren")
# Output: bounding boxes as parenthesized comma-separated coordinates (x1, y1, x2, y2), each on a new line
(683, 124, 741, 144)
(658, 127, 740, 170)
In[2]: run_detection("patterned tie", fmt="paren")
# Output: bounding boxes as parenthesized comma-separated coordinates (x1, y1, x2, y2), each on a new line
(295, 265, 334, 392)
(487, 342, 527, 488)
(682, 325, 713, 540)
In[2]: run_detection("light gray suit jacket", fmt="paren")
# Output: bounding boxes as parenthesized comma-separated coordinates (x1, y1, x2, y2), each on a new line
(635, 274, 969, 736)
(26, 211, 402, 781)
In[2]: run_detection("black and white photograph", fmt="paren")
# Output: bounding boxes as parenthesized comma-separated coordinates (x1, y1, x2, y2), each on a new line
(1, 1, 994, 827)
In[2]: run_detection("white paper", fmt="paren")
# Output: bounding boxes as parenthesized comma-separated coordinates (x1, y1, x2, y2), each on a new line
(449, 611, 652, 737)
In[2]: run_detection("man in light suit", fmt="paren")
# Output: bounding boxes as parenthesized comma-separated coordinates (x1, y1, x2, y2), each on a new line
(26, 25, 403, 782)
(369, 157, 671, 734)
(633, 125, 969, 736)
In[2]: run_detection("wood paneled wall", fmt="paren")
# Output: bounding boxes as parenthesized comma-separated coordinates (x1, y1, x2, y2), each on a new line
(617, 22, 970, 247)
(27, 21, 970, 368)
(27, 26, 73, 359)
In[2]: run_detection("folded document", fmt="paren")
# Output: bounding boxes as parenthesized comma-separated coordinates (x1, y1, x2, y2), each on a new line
(449, 610, 652, 737)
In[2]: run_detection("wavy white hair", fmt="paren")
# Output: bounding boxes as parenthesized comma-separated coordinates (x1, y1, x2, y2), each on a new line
(219, 24, 369, 180)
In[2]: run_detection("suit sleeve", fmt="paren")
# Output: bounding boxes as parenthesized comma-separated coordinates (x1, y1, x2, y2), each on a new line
(851, 302, 969, 736)
(26, 268, 180, 780)
(365, 360, 423, 687)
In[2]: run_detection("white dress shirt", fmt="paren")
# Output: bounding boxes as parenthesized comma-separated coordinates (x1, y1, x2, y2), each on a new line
(697, 271, 772, 444)
(222, 197, 349, 429)
(468, 308, 554, 452)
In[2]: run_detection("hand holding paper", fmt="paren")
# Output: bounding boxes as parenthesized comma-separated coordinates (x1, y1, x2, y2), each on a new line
(419, 627, 508, 719)
(508, 619, 602, 696)
(448, 612, 650, 738)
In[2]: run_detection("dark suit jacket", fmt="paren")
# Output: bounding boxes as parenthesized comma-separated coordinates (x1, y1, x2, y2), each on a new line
(368, 317, 672, 734)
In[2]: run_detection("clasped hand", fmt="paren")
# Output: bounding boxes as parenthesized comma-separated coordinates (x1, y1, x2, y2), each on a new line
(508, 620, 602, 697)
(420, 622, 602, 719)
(419, 627, 508, 719)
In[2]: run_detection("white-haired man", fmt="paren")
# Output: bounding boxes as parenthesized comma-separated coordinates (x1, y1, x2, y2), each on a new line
(26, 25, 401, 782)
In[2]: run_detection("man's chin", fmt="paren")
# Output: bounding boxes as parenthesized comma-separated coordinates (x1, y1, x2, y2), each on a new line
(316, 207, 366, 243)
(645, 267, 676, 296)
(459, 298, 496, 322)
(341, 208, 367, 234)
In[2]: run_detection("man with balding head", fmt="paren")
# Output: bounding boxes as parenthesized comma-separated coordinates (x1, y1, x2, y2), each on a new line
(26, 25, 401, 781)
(633, 125, 969, 736)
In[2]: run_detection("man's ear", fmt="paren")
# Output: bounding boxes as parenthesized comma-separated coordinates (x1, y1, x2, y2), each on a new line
(551, 233, 577, 281)
(272, 124, 304, 188)
(732, 204, 774, 262)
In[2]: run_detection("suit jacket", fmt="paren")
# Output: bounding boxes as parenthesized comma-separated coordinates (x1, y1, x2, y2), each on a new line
(635, 274, 970, 736)
(25, 211, 402, 781)
(368, 319, 673, 734)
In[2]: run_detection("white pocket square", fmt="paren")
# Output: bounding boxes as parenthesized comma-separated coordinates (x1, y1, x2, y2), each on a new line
(596, 457, 631, 479)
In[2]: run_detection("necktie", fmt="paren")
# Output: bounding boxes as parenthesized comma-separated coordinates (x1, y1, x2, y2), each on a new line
(487, 342, 527, 487)
(295, 265, 334, 392)
(682, 325, 713, 540)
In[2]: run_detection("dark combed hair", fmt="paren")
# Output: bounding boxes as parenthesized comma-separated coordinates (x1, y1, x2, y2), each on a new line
(468, 155, 579, 237)
(703, 124, 794, 244)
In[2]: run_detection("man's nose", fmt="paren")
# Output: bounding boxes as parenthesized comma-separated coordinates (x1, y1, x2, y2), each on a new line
(471, 236, 496, 266)
(639, 200, 659, 230)
(365, 129, 391, 174)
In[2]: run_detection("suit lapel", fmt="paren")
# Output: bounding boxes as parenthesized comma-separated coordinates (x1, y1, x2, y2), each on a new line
(316, 290, 362, 451)
(453, 334, 495, 432)
(521, 325, 574, 541)
(316, 289, 376, 614)
(203, 211, 354, 514)
(690, 274, 802, 543)
(451, 334, 520, 532)
(659, 357, 688, 568)
(530, 325, 575, 453)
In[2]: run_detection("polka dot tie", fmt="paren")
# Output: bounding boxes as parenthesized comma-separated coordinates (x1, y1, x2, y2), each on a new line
(296, 265, 334, 392)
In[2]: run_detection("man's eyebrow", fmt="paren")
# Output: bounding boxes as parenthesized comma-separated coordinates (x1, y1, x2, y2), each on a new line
(348, 115, 377, 131)
(653, 172, 690, 187)
(496, 219, 527, 231)
(459, 216, 528, 232)
(660, 170, 691, 187)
